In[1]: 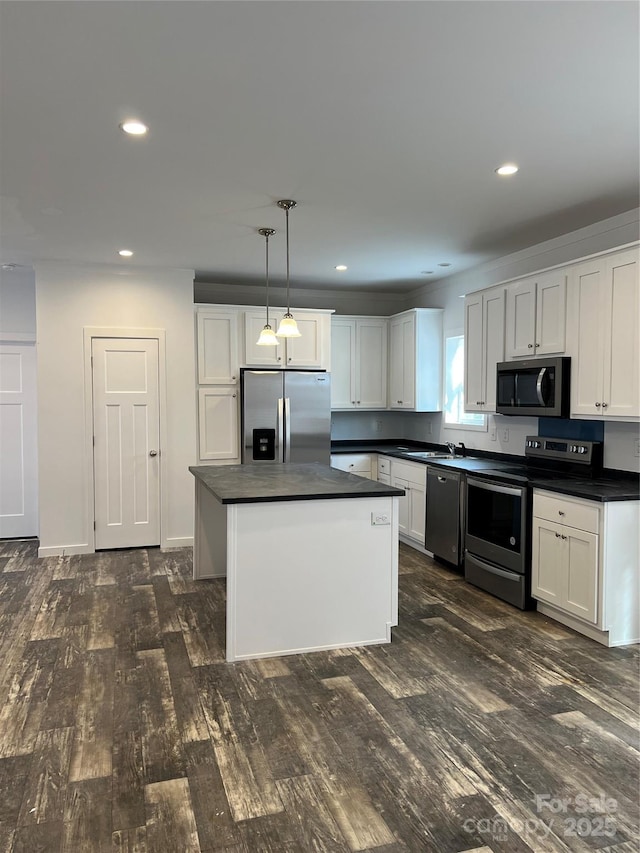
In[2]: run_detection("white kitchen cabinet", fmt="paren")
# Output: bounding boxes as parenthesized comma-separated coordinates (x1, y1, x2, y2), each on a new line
(389, 309, 443, 411)
(532, 490, 639, 646)
(504, 271, 566, 358)
(464, 287, 505, 412)
(197, 308, 239, 384)
(331, 316, 387, 410)
(390, 458, 426, 543)
(568, 248, 639, 419)
(244, 309, 332, 369)
(330, 453, 376, 480)
(198, 387, 239, 461)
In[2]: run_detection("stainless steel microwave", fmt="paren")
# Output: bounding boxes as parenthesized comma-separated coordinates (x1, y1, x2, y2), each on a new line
(495, 357, 571, 417)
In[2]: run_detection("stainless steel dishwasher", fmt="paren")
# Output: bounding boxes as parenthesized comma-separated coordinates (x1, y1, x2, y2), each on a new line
(425, 467, 463, 566)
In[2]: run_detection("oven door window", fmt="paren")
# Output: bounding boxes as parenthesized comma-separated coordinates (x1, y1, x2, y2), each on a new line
(467, 482, 522, 553)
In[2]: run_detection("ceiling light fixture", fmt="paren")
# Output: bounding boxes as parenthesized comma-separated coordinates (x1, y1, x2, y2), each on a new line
(120, 120, 148, 136)
(421, 270, 434, 275)
(275, 200, 301, 338)
(118, 249, 134, 257)
(256, 228, 278, 346)
(495, 163, 518, 176)
(335, 265, 348, 271)
(438, 262, 451, 267)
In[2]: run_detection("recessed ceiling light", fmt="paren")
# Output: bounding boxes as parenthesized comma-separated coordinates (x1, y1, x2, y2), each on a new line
(335, 265, 348, 271)
(120, 120, 148, 136)
(438, 262, 451, 267)
(118, 249, 134, 257)
(495, 163, 518, 176)
(1, 263, 18, 271)
(421, 271, 434, 275)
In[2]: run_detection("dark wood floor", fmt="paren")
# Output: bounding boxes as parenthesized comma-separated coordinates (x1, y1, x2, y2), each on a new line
(0, 540, 638, 853)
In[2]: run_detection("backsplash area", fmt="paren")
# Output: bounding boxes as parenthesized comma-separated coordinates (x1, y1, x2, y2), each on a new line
(331, 411, 640, 473)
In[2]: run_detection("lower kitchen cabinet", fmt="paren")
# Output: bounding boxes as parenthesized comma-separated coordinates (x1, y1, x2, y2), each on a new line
(389, 458, 426, 544)
(330, 453, 376, 480)
(531, 490, 639, 646)
(198, 387, 239, 461)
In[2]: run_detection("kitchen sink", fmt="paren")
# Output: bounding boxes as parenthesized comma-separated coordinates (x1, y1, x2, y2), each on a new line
(403, 451, 457, 459)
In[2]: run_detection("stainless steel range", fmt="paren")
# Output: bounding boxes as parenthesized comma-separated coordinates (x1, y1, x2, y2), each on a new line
(464, 436, 603, 609)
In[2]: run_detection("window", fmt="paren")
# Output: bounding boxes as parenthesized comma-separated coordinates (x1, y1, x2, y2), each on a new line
(443, 334, 487, 430)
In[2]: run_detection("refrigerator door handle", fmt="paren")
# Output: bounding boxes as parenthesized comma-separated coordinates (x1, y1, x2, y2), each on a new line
(277, 397, 285, 462)
(284, 397, 291, 462)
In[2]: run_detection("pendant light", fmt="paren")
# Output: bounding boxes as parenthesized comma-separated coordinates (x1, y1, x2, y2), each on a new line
(256, 227, 278, 346)
(275, 199, 301, 338)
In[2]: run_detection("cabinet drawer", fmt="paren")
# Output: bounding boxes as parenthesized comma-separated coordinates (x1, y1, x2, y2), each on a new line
(377, 472, 391, 485)
(377, 456, 391, 474)
(533, 491, 600, 534)
(330, 453, 373, 473)
(390, 459, 426, 488)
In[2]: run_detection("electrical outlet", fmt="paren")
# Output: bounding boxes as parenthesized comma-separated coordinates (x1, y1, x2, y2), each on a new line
(490, 426, 497, 441)
(425, 422, 432, 436)
(502, 428, 509, 442)
(371, 513, 390, 526)
(374, 419, 382, 433)
(634, 439, 640, 457)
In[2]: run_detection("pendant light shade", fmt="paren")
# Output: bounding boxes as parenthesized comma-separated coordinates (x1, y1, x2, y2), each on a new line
(275, 199, 301, 338)
(256, 227, 278, 346)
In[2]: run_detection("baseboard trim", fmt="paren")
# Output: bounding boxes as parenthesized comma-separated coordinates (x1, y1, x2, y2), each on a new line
(38, 544, 93, 558)
(161, 536, 194, 550)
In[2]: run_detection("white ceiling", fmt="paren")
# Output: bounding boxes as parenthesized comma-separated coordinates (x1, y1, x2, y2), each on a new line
(0, 1, 638, 293)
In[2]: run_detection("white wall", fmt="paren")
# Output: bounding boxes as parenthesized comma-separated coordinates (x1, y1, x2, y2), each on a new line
(35, 264, 196, 554)
(195, 280, 403, 317)
(0, 266, 36, 337)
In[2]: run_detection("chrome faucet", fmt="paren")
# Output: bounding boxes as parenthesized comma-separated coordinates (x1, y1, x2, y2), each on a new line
(446, 442, 456, 455)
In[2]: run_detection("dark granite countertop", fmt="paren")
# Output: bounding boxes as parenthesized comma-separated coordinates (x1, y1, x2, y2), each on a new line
(190, 463, 406, 505)
(330, 440, 639, 502)
(530, 476, 639, 502)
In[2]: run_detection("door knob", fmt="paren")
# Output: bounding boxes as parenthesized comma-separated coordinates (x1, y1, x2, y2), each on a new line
(149, 450, 158, 457)
(528, 343, 533, 348)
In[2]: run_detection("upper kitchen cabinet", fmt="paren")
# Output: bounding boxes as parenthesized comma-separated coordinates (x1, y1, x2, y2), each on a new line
(389, 309, 443, 411)
(331, 316, 388, 410)
(504, 271, 566, 358)
(197, 308, 239, 384)
(243, 309, 332, 369)
(464, 287, 505, 412)
(568, 248, 639, 419)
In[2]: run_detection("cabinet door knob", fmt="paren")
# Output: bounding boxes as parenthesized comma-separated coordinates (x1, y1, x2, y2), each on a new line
(149, 450, 158, 457)
(397, 400, 402, 404)
(278, 357, 282, 361)
(558, 510, 565, 516)
(555, 532, 561, 538)
(232, 376, 236, 381)
(351, 401, 356, 404)
(527, 343, 533, 348)
(602, 402, 608, 409)
(357, 400, 360, 404)
(535, 343, 540, 348)
(561, 535, 567, 540)
(595, 402, 601, 407)
(288, 357, 292, 362)
(232, 393, 237, 398)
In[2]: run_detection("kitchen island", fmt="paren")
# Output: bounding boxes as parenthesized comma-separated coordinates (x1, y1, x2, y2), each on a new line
(190, 463, 404, 662)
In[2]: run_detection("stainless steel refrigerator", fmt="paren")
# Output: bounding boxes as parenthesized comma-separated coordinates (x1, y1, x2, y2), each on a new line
(240, 369, 331, 464)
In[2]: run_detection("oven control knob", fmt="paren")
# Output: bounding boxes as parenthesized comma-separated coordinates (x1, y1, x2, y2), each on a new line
(570, 445, 577, 452)
(579, 446, 588, 454)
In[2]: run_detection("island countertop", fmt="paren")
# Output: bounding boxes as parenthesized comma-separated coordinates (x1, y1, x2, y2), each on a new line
(190, 463, 406, 504)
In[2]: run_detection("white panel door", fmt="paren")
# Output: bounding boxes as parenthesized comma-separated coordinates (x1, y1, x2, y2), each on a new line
(92, 338, 160, 549)
(564, 527, 598, 623)
(0, 343, 38, 538)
